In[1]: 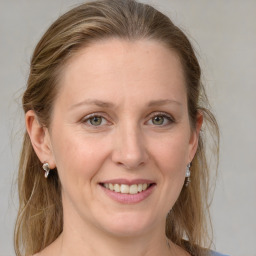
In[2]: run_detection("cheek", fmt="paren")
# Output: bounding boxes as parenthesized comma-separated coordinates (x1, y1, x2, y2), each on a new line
(147, 132, 190, 213)
(150, 131, 190, 174)
(51, 130, 110, 188)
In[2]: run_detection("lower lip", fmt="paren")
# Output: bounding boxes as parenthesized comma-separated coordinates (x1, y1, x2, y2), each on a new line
(100, 184, 156, 204)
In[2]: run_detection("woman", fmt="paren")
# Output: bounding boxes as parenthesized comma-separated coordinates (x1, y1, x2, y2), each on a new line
(15, 0, 227, 256)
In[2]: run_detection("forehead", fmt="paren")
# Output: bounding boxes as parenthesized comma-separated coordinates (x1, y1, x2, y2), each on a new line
(57, 38, 186, 107)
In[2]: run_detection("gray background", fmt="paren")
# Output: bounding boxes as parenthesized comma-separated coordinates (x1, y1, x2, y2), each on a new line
(0, 0, 255, 255)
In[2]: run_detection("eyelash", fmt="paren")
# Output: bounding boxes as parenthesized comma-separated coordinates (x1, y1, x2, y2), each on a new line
(81, 113, 109, 127)
(81, 112, 175, 128)
(147, 112, 175, 126)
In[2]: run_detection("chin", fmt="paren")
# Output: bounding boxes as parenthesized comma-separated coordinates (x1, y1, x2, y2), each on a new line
(97, 211, 157, 238)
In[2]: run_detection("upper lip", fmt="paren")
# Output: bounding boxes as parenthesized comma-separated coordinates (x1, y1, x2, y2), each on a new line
(99, 179, 155, 185)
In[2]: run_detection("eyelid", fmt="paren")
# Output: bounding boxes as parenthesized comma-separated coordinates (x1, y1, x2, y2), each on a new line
(80, 111, 175, 127)
(81, 112, 111, 126)
(146, 111, 175, 125)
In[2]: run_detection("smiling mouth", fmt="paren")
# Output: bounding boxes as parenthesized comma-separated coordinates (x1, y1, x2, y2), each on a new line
(99, 183, 155, 195)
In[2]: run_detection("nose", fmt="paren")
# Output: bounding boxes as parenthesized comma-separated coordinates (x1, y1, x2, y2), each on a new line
(111, 123, 149, 170)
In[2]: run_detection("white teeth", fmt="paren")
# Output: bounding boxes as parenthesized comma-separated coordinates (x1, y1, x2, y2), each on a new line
(102, 183, 151, 194)
(114, 184, 120, 192)
(109, 183, 114, 191)
(129, 184, 138, 194)
(120, 184, 129, 193)
(142, 183, 148, 190)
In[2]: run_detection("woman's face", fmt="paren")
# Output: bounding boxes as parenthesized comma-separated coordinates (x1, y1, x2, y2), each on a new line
(46, 39, 200, 237)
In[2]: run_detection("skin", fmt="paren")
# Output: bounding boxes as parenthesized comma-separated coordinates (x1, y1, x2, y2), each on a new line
(27, 38, 202, 256)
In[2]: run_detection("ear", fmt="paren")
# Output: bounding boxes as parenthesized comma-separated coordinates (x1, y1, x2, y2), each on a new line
(25, 110, 56, 169)
(188, 112, 203, 162)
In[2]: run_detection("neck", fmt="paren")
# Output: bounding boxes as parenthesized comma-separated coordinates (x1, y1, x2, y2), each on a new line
(59, 224, 172, 256)
(60, 232, 171, 256)
(45, 197, 189, 256)
(50, 210, 175, 256)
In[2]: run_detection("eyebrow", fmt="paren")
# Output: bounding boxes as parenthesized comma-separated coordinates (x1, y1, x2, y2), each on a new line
(69, 98, 182, 110)
(69, 99, 115, 110)
(147, 99, 182, 107)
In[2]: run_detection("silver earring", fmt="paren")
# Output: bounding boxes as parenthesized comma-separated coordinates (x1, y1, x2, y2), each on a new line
(185, 163, 191, 187)
(43, 163, 50, 178)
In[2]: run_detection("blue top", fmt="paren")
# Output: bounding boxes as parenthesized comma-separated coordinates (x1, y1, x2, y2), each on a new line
(211, 251, 230, 256)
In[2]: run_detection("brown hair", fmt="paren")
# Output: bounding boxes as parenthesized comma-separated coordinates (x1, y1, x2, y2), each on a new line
(15, 0, 219, 255)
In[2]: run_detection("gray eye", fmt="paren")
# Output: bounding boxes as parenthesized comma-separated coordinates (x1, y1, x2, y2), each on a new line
(89, 116, 102, 126)
(152, 116, 165, 125)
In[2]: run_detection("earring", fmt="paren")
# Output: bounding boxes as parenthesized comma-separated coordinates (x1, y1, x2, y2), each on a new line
(185, 163, 191, 187)
(42, 162, 50, 178)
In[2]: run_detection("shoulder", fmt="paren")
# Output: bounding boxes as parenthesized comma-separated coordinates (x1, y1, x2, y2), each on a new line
(211, 251, 230, 256)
